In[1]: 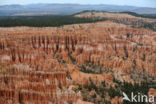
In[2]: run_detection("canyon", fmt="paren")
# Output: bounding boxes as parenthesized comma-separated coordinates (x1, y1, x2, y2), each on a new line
(0, 12, 156, 104)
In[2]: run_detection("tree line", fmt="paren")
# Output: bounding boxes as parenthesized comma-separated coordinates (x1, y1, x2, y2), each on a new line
(0, 15, 105, 27)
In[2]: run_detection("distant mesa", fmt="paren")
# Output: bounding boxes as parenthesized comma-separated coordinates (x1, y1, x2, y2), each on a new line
(0, 4, 156, 16)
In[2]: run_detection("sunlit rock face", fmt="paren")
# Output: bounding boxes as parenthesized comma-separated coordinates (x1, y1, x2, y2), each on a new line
(0, 12, 156, 103)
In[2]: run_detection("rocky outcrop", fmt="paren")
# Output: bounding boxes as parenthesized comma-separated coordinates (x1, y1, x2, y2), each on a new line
(0, 20, 155, 103)
(111, 97, 123, 104)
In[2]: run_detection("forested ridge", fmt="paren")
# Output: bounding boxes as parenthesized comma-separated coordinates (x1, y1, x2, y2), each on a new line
(0, 11, 155, 27)
(0, 15, 105, 27)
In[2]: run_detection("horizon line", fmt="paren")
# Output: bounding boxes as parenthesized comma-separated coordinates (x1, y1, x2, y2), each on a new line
(0, 3, 155, 8)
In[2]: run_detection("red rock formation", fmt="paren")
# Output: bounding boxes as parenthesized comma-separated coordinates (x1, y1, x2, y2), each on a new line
(0, 19, 155, 103)
(111, 97, 123, 104)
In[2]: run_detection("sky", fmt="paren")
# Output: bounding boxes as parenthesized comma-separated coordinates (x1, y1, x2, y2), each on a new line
(0, 0, 156, 8)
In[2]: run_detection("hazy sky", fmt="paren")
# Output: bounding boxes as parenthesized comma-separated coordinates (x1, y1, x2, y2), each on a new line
(0, 0, 156, 8)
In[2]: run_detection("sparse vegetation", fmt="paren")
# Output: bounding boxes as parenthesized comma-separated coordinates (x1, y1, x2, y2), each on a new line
(78, 78, 156, 104)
